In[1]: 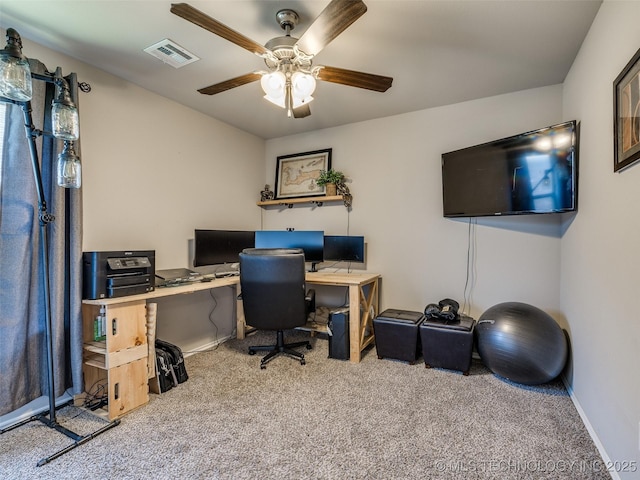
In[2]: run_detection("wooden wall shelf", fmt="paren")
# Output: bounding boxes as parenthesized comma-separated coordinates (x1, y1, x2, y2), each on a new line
(257, 195, 345, 208)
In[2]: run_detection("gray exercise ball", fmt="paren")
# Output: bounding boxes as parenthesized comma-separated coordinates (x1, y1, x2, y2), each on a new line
(476, 302, 568, 385)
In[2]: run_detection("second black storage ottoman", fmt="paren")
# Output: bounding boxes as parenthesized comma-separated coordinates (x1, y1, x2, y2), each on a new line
(419, 315, 475, 375)
(373, 309, 424, 364)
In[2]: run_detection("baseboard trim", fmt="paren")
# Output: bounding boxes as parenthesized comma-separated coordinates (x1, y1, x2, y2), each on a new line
(561, 374, 617, 480)
(0, 390, 74, 431)
(182, 335, 233, 358)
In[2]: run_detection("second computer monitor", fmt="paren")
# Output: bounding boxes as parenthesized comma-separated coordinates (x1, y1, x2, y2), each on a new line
(254, 230, 324, 269)
(194, 229, 255, 267)
(323, 235, 365, 263)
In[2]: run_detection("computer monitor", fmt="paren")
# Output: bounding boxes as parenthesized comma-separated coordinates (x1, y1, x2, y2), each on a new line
(323, 235, 365, 263)
(254, 230, 324, 271)
(193, 229, 255, 267)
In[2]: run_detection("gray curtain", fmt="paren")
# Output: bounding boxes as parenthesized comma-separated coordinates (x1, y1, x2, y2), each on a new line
(0, 59, 83, 416)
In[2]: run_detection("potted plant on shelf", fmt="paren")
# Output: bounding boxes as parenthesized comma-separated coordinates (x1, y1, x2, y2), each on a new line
(315, 169, 345, 196)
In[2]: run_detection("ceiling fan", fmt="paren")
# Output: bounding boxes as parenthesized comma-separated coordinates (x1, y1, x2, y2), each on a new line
(170, 0, 393, 118)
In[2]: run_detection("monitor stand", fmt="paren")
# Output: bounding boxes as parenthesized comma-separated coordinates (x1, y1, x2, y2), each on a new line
(309, 262, 320, 272)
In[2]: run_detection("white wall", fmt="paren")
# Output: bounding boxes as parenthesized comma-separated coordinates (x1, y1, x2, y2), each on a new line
(561, 1, 640, 476)
(15, 35, 265, 350)
(17, 35, 265, 270)
(265, 85, 567, 318)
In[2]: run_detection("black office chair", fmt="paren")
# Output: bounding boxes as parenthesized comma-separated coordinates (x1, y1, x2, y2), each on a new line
(239, 248, 314, 369)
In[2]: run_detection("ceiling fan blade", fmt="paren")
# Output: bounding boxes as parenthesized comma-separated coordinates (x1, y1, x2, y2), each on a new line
(171, 3, 270, 57)
(296, 0, 367, 56)
(316, 66, 393, 92)
(293, 104, 311, 118)
(197, 72, 262, 95)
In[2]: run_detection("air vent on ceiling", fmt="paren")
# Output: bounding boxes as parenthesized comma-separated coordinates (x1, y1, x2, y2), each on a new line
(143, 39, 199, 68)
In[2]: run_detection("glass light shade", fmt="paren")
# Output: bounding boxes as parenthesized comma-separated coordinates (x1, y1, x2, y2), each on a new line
(261, 71, 286, 107)
(263, 94, 286, 108)
(0, 53, 32, 101)
(51, 101, 79, 140)
(261, 71, 286, 96)
(291, 71, 316, 100)
(57, 143, 81, 188)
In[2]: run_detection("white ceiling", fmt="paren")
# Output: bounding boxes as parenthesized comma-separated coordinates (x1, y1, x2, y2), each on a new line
(0, 0, 601, 139)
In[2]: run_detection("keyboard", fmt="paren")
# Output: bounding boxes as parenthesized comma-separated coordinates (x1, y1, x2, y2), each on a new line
(214, 270, 239, 278)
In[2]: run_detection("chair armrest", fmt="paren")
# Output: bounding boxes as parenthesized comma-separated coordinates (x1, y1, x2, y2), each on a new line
(305, 289, 316, 313)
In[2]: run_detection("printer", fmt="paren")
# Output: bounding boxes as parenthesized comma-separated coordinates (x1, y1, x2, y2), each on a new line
(83, 250, 155, 299)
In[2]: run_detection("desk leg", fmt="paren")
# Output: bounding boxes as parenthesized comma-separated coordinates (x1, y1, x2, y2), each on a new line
(349, 285, 361, 363)
(236, 284, 246, 339)
(348, 279, 379, 363)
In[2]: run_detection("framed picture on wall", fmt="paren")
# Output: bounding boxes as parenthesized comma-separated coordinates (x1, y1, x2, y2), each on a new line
(614, 47, 640, 172)
(274, 148, 332, 199)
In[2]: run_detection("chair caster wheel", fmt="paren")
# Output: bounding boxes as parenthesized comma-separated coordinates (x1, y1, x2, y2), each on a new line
(301, 359, 306, 365)
(260, 364, 266, 370)
(378, 355, 383, 359)
(306, 344, 312, 350)
(249, 350, 256, 355)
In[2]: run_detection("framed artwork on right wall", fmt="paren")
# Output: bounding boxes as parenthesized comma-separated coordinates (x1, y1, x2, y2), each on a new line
(614, 46, 640, 172)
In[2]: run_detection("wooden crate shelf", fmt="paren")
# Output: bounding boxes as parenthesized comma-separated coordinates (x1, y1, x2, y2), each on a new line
(81, 300, 149, 420)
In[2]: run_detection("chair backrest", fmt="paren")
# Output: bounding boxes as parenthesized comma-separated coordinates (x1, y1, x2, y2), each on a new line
(239, 248, 308, 331)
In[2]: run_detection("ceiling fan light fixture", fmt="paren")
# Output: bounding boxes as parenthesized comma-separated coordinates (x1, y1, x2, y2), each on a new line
(291, 71, 316, 100)
(172, 1, 391, 119)
(263, 93, 286, 108)
(262, 70, 315, 111)
(261, 71, 287, 108)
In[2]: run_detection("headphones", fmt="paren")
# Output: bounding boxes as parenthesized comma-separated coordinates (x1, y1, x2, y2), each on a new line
(424, 298, 460, 322)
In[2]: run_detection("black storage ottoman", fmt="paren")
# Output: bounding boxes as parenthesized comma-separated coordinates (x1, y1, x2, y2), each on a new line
(373, 309, 424, 364)
(419, 315, 475, 375)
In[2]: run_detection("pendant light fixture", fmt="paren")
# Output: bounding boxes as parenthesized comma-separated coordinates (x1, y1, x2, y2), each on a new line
(0, 29, 82, 188)
(56, 141, 82, 188)
(0, 28, 32, 101)
(51, 67, 80, 141)
(0, 28, 115, 465)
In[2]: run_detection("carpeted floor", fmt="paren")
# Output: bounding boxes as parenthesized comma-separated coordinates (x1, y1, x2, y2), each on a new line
(0, 330, 610, 479)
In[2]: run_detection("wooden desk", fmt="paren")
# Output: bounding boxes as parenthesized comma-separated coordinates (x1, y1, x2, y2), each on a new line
(234, 271, 381, 363)
(82, 275, 240, 306)
(84, 271, 380, 366)
(81, 276, 242, 419)
(305, 272, 380, 363)
(126, 271, 381, 364)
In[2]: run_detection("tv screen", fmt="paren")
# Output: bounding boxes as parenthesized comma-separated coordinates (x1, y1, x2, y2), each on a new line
(324, 236, 365, 263)
(194, 229, 255, 267)
(441, 120, 578, 217)
(254, 230, 324, 267)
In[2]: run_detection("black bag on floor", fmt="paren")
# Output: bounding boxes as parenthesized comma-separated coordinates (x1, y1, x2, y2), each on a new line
(155, 348, 178, 393)
(155, 339, 188, 384)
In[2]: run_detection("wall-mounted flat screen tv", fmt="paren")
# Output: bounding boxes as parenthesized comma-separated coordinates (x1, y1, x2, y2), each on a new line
(441, 120, 578, 217)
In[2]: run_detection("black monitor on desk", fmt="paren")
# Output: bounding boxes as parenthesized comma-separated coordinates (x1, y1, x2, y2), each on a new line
(323, 235, 365, 263)
(194, 229, 255, 267)
(254, 230, 324, 271)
